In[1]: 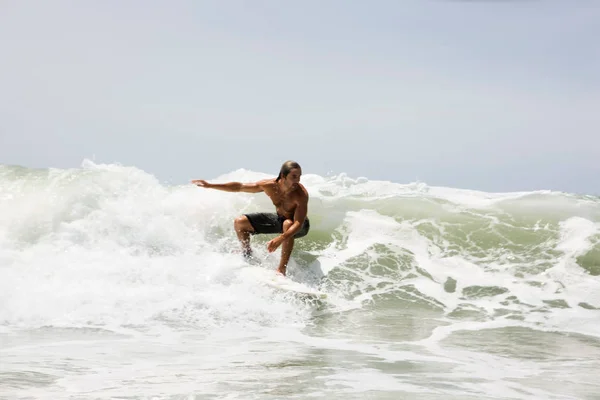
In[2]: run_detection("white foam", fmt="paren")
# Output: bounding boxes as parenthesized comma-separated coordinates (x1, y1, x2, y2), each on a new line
(556, 216, 599, 256)
(0, 163, 310, 332)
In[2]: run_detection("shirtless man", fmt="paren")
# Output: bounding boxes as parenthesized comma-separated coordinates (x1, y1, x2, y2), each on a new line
(191, 160, 309, 276)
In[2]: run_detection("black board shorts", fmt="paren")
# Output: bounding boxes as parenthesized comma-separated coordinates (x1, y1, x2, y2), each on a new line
(244, 213, 310, 238)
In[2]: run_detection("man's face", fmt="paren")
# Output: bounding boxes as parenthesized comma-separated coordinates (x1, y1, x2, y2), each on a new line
(285, 168, 302, 187)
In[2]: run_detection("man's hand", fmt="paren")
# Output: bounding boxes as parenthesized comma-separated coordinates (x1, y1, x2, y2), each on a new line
(267, 236, 285, 253)
(191, 179, 211, 188)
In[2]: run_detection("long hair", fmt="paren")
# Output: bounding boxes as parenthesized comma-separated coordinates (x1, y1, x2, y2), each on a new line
(276, 160, 301, 182)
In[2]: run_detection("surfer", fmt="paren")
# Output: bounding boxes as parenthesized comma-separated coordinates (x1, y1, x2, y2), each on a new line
(191, 160, 309, 276)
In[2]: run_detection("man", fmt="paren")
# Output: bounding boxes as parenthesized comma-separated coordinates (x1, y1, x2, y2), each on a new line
(191, 160, 309, 276)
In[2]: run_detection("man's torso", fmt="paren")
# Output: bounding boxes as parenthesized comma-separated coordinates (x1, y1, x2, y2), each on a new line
(260, 179, 307, 219)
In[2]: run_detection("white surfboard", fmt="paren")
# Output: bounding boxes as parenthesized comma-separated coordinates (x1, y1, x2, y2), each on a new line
(240, 266, 327, 299)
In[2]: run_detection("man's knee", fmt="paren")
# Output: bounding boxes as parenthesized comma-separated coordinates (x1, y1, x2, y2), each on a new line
(282, 219, 300, 241)
(282, 219, 294, 232)
(283, 218, 309, 238)
(234, 215, 253, 232)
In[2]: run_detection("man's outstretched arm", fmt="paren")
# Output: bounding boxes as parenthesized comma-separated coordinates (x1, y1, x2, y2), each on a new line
(191, 179, 265, 193)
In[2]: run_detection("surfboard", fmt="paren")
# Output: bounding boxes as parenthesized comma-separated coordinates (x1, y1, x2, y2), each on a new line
(240, 266, 328, 299)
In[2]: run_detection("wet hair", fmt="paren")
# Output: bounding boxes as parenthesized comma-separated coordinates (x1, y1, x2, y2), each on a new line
(276, 160, 301, 182)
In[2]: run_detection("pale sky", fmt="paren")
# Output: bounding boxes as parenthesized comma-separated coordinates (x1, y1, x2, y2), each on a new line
(1, 0, 598, 194)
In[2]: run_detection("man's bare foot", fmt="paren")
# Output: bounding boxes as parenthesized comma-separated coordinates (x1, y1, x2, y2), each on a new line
(276, 268, 286, 276)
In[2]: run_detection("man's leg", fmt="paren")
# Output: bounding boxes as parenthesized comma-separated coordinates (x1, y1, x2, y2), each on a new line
(234, 215, 254, 257)
(277, 219, 295, 275)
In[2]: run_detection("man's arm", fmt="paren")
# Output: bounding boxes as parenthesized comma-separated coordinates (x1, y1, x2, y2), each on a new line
(266, 193, 309, 253)
(280, 197, 308, 239)
(191, 179, 265, 193)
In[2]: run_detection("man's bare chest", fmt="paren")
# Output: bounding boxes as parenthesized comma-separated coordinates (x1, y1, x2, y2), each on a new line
(265, 189, 296, 209)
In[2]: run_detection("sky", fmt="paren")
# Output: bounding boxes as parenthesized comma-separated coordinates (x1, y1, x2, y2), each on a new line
(1, 0, 599, 194)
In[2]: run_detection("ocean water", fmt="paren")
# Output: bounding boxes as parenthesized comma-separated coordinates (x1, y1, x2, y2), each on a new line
(1, 160, 599, 400)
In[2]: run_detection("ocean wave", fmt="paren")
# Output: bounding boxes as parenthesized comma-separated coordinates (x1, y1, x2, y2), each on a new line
(1, 161, 599, 339)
